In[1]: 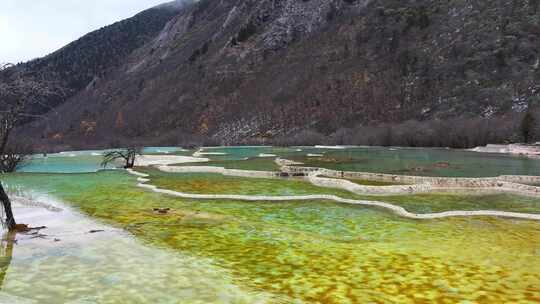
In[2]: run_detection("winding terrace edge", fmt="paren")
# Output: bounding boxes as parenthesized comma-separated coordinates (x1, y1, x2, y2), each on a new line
(126, 168, 540, 221)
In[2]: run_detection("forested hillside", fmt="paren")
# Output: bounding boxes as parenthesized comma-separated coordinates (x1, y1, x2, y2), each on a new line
(9, 0, 540, 149)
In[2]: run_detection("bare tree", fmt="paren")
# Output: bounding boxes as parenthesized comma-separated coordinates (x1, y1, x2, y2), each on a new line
(101, 147, 142, 169)
(0, 73, 64, 231)
(0, 141, 33, 173)
(521, 106, 537, 143)
(0, 185, 16, 231)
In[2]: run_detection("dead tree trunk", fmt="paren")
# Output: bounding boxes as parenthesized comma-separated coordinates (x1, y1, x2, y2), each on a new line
(126, 151, 136, 168)
(0, 183, 16, 231)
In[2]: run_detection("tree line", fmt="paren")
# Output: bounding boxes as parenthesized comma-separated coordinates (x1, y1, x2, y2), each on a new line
(272, 108, 539, 148)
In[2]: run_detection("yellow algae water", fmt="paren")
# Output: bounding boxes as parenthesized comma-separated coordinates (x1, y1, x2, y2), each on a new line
(136, 167, 540, 214)
(3, 169, 540, 303)
(282, 147, 540, 177)
(134, 167, 360, 197)
(0, 195, 276, 303)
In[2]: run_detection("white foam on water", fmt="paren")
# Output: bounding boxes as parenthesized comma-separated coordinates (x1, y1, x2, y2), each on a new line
(314, 145, 346, 150)
(258, 154, 277, 157)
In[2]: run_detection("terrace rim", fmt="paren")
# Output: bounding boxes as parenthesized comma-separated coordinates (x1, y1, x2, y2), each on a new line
(126, 159, 540, 221)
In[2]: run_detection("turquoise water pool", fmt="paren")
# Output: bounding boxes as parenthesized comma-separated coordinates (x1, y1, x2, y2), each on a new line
(285, 147, 540, 177)
(1, 146, 539, 303)
(20, 146, 540, 177)
(197, 146, 540, 177)
(20, 154, 113, 173)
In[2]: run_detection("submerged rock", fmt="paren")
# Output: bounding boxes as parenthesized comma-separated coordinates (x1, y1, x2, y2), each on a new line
(433, 162, 451, 168)
(88, 230, 105, 234)
(153, 208, 171, 214)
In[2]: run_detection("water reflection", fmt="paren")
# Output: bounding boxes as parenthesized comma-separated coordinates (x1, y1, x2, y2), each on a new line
(0, 230, 15, 288)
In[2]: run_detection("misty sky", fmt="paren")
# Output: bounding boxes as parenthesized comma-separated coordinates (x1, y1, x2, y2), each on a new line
(0, 0, 170, 63)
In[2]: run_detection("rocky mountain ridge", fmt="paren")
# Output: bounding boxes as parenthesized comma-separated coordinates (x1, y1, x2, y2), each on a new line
(10, 0, 540, 148)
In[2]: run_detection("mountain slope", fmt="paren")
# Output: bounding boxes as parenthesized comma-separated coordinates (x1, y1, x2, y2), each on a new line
(17, 0, 540, 148)
(2, 0, 193, 115)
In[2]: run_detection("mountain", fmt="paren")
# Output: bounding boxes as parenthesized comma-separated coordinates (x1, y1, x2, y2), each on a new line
(11, 0, 540, 149)
(1, 0, 193, 115)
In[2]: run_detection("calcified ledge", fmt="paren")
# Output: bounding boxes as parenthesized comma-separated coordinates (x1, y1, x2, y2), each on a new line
(151, 162, 540, 198)
(305, 170, 540, 198)
(281, 163, 540, 198)
(126, 169, 540, 221)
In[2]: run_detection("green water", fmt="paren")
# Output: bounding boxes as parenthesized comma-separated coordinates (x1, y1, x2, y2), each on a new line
(194, 146, 540, 177)
(135, 168, 360, 198)
(286, 147, 540, 177)
(1, 147, 540, 303)
(322, 176, 409, 186)
(142, 146, 193, 155)
(20, 154, 113, 173)
(2, 171, 540, 303)
(27, 145, 539, 177)
(173, 157, 280, 171)
(132, 167, 540, 214)
(20, 147, 193, 173)
(197, 146, 289, 161)
(0, 194, 272, 303)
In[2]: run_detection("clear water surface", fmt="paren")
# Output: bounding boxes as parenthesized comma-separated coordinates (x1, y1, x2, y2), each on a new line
(1, 146, 539, 303)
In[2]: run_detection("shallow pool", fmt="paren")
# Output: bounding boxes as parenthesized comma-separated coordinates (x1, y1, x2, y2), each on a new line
(1, 147, 539, 303)
(286, 147, 540, 177)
